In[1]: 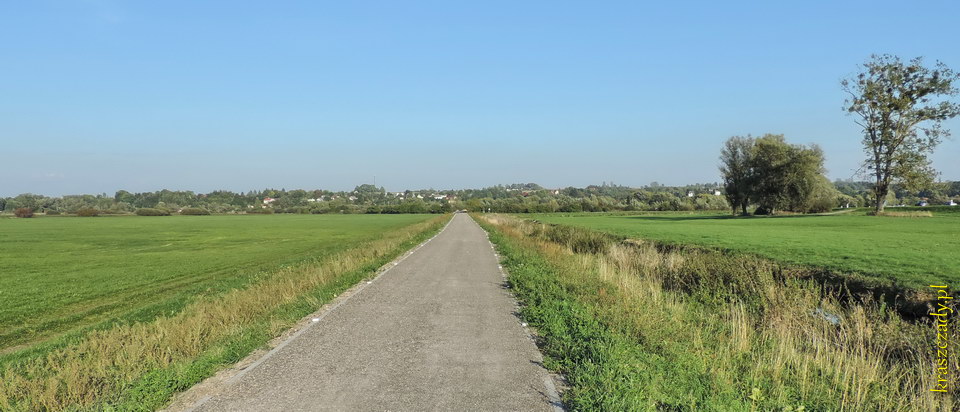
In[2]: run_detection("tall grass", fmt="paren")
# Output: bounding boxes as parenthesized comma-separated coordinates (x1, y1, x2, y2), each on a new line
(869, 210, 934, 217)
(478, 214, 957, 411)
(0, 215, 448, 411)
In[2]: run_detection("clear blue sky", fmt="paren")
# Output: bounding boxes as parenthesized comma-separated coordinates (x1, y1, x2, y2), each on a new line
(3, 1, 959, 196)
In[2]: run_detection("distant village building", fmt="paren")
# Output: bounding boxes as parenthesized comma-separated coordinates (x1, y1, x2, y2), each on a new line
(687, 191, 695, 198)
(713, 189, 722, 196)
(263, 197, 276, 204)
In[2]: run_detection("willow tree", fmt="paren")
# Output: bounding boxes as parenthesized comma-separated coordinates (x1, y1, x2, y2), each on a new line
(842, 54, 960, 213)
(719, 135, 755, 215)
(749, 135, 826, 215)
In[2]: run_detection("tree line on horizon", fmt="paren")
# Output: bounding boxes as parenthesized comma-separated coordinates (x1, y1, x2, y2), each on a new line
(2, 179, 958, 217)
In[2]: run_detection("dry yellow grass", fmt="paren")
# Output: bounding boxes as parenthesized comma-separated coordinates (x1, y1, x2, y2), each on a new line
(481, 214, 956, 411)
(0, 215, 447, 411)
(872, 210, 934, 217)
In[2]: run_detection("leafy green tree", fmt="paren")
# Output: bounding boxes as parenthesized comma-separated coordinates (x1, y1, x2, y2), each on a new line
(719, 135, 756, 215)
(114, 190, 135, 204)
(694, 194, 730, 211)
(288, 189, 311, 204)
(948, 181, 960, 197)
(805, 176, 843, 213)
(781, 143, 828, 213)
(398, 199, 428, 214)
(464, 198, 483, 212)
(842, 54, 960, 212)
(7, 193, 50, 212)
(353, 184, 386, 203)
(748, 135, 828, 214)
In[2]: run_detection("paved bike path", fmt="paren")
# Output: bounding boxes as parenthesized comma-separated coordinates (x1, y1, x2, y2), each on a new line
(189, 213, 561, 411)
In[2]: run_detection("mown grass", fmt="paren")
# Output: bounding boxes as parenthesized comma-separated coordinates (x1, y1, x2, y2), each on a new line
(529, 208, 960, 289)
(0, 214, 433, 354)
(478, 214, 957, 411)
(0, 214, 448, 411)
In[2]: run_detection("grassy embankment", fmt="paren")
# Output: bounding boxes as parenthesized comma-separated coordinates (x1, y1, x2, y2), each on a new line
(0, 214, 448, 411)
(477, 213, 956, 411)
(529, 207, 960, 289)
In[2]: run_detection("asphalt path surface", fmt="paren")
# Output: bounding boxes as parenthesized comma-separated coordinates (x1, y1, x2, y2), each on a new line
(188, 213, 561, 411)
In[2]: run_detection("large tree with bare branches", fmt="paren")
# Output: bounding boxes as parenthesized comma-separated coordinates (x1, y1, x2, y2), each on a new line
(842, 54, 960, 213)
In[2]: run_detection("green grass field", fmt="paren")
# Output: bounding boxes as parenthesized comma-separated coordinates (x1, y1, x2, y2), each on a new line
(0, 214, 434, 354)
(530, 208, 960, 288)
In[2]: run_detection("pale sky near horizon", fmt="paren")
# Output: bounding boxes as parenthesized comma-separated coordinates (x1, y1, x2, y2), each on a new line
(2, 1, 959, 197)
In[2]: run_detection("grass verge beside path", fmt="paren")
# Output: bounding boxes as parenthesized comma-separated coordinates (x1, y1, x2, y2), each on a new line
(477, 214, 956, 411)
(0, 215, 449, 411)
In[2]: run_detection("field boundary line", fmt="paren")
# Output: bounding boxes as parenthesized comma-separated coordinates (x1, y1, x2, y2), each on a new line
(169, 215, 456, 412)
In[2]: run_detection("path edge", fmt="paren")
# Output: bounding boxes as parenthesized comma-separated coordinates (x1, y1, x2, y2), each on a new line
(163, 215, 456, 412)
(467, 214, 566, 412)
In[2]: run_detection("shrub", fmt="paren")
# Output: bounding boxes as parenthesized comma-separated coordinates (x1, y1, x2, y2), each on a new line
(179, 207, 210, 216)
(806, 196, 836, 213)
(869, 210, 933, 218)
(14, 208, 34, 218)
(544, 225, 613, 254)
(246, 208, 274, 214)
(76, 208, 100, 217)
(45, 210, 61, 216)
(753, 206, 772, 215)
(570, 231, 612, 254)
(135, 208, 171, 216)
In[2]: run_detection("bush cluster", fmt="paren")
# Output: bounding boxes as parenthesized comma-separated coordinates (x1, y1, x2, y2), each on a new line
(135, 208, 171, 216)
(544, 225, 614, 254)
(869, 210, 933, 218)
(179, 208, 210, 216)
(245, 208, 274, 214)
(76, 208, 100, 217)
(14, 208, 34, 218)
